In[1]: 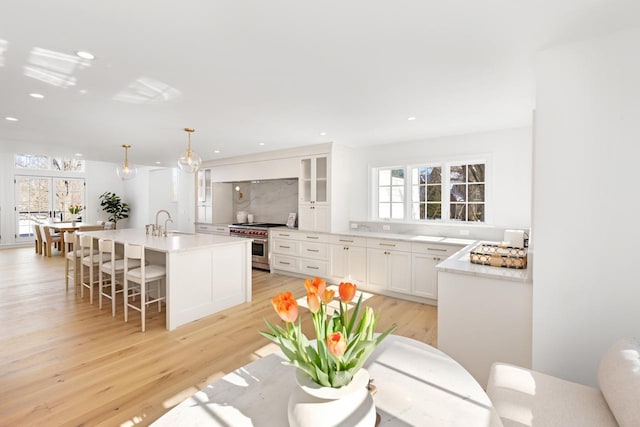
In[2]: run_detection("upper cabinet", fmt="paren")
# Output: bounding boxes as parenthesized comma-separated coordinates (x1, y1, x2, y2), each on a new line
(299, 155, 330, 232)
(196, 168, 212, 223)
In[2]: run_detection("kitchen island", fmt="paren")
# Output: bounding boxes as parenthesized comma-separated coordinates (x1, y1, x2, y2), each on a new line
(436, 242, 532, 387)
(79, 229, 252, 330)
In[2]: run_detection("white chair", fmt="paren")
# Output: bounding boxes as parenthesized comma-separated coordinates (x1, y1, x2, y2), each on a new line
(64, 232, 90, 293)
(79, 235, 109, 304)
(40, 224, 62, 257)
(124, 243, 166, 332)
(98, 239, 138, 317)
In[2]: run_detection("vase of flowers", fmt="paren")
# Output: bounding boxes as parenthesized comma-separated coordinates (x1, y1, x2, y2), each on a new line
(260, 277, 396, 427)
(68, 204, 84, 225)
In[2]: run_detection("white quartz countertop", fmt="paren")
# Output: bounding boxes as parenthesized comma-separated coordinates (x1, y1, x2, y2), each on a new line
(271, 226, 477, 246)
(79, 228, 247, 253)
(437, 241, 532, 283)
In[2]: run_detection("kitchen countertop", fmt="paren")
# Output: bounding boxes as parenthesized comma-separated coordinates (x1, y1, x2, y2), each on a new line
(79, 228, 247, 253)
(437, 241, 532, 283)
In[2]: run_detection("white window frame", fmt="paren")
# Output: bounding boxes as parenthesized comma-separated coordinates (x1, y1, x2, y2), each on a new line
(371, 157, 489, 224)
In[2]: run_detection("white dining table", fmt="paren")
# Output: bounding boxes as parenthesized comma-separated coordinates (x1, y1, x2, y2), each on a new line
(152, 335, 503, 426)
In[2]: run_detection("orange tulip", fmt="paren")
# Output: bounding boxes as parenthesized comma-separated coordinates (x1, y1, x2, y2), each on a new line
(304, 277, 327, 298)
(338, 282, 357, 303)
(321, 289, 335, 304)
(271, 291, 298, 323)
(307, 292, 320, 314)
(327, 332, 347, 357)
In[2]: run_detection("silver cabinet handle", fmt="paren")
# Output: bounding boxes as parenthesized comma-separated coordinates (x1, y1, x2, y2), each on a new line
(306, 266, 319, 269)
(280, 261, 291, 265)
(306, 236, 319, 239)
(339, 239, 354, 243)
(427, 248, 447, 252)
(379, 243, 396, 247)
(307, 249, 319, 252)
(280, 245, 290, 249)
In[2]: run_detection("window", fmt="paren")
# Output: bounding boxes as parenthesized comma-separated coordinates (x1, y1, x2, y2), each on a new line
(15, 154, 85, 171)
(378, 168, 405, 219)
(449, 163, 485, 222)
(375, 160, 487, 223)
(15, 154, 49, 169)
(411, 166, 442, 220)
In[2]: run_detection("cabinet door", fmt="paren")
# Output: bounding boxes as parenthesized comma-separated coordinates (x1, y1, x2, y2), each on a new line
(298, 204, 314, 231)
(388, 251, 412, 294)
(411, 253, 441, 299)
(329, 244, 349, 280)
(366, 248, 389, 289)
(298, 204, 330, 232)
(347, 246, 367, 284)
(313, 205, 330, 232)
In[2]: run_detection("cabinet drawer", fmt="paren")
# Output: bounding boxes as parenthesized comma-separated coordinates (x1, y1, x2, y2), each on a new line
(272, 239, 299, 255)
(328, 234, 366, 247)
(299, 259, 328, 276)
(270, 229, 299, 240)
(196, 224, 229, 235)
(300, 242, 328, 260)
(411, 242, 460, 256)
(299, 232, 329, 243)
(272, 255, 299, 272)
(366, 238, 411, 252)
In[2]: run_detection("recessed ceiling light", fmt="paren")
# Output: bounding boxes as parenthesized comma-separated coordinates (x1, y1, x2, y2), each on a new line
(407, 116, 416, 121)
(29, 93, 44, 99)
(78, 89, 88, 95)
(320, 132, 327, 136)
(74, 153, 83, 157)
(214, 150, 220, 154)
(5, 116, 18, 121)
(259, 142, 265, 146)
(75, 50, 95, 60)
(155, 161, 161, 165)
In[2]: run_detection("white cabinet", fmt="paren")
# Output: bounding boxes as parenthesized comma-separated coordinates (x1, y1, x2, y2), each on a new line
(328, 235, 367, 284)
(365, 239, 412, 294)
(196, 224, 229, 236)
(270, 229, 329, 276)
(299, 156, 330, 232)
(196, 168, 212, 223)
(410, 243, 459, 300)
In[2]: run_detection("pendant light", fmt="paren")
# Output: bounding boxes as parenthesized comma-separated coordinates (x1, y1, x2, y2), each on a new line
(116, 144, 137, 180)
(177, 127, 202, 173)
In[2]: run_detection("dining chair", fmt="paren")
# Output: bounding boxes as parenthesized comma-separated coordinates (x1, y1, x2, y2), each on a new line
(64, 232, 91, 293)
(79, 224, 106, 232)
(98, 239, 138, 317)
(123, 243, 166, 332)
(33, 222, 43, 255)
(40, 224, 62, 257)
(79, 235, 109, 303)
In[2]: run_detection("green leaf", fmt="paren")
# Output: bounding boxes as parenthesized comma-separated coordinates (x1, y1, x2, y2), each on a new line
(330, 370, 353, 388)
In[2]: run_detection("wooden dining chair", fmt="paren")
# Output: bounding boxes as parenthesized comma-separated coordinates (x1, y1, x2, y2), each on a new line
(33, 222, 43, 255)
(40, 225, 62, 257)
(123, 243, 166, 332)
(79, 224, 106, 232)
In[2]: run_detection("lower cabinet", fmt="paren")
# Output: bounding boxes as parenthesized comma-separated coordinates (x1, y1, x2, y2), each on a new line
(366, 246, 412, 294)
(328, 243, 366, 284)
(411, 253, 442, 299)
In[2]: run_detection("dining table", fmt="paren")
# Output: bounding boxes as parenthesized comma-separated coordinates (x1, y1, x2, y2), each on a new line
(152, 335, 503, 426)
(47, 222, 94, 255)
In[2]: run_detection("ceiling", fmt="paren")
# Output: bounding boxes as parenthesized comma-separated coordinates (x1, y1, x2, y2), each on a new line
(0, 1, 638, 167)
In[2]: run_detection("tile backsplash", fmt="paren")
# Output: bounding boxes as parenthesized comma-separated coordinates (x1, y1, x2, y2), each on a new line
(232, 178, 298, 224)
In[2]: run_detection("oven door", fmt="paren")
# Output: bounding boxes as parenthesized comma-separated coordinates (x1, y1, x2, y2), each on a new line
(251, 238, 269, 269)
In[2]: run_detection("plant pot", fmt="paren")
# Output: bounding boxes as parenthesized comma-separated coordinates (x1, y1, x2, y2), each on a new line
(288, 368, 376, 427)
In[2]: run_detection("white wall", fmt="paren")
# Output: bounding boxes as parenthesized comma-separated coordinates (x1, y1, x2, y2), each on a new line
(348, 127, 532, 229)
(532, 27, 640, 386)
(146, 168, 195, 232)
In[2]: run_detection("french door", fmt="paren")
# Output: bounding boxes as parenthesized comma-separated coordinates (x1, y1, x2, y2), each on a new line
(14, 176, 85, 242)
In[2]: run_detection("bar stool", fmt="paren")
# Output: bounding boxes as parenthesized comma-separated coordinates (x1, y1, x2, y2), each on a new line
(64, 232, 90, 292)
(80, 235, 109, 304)
(98, 239, 138, 317)
(124, 243, 166, 332)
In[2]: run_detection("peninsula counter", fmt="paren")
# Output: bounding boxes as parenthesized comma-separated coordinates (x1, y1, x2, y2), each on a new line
(79, 229, 252, 330)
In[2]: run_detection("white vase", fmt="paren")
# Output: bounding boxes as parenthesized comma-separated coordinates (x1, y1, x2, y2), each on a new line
(288, 368, 376, 427)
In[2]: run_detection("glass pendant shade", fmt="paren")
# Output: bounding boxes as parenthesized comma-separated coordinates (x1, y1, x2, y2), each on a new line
(116, 144, 137, 180)
(177, 127, 201, 173)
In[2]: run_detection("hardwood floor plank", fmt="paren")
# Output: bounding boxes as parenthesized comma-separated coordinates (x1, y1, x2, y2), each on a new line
(0, 247, 437, 426)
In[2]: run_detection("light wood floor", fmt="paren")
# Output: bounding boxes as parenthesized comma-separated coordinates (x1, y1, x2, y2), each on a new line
(0, 246, 438, 426)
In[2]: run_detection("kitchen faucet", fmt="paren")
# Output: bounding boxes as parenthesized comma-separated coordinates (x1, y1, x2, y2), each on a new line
(154, 209, 172, 236)
(163, 218, 174, 236)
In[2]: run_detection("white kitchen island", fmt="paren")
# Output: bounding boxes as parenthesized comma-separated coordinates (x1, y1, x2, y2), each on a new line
(80, 229, 252, 330)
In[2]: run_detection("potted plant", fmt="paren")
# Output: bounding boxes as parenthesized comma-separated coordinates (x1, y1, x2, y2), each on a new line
(99, 192, 130, 227)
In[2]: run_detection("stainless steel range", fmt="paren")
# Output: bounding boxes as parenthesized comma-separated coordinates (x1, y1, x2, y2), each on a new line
(229, 223, 286, 270)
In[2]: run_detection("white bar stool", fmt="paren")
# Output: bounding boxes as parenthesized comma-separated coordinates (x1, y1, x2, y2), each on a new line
(64, 232, 90, 293)
(98, 239, 138, 317)
(123, 243, 166, 332)
(80, 235, 108, 304)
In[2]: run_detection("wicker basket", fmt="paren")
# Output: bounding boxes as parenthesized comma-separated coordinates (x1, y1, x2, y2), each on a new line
(469, 244, 527, 269)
